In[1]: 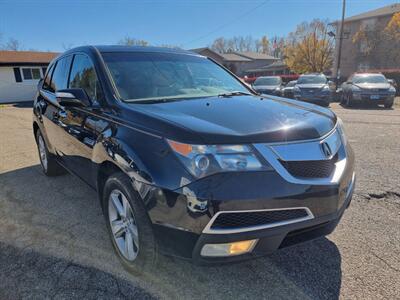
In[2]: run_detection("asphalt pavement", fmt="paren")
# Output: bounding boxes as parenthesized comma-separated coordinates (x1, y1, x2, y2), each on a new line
(0, 102, 399, 299)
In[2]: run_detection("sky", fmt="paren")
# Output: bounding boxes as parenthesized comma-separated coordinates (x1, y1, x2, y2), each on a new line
(0, 0, 397, 52)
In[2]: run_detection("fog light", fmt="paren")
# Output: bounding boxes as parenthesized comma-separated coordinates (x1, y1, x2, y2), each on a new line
(200, 239, 258, 257)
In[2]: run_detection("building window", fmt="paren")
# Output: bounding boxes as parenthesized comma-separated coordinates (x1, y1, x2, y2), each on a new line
(13, 68, 22, 83)
(358, 62, 370, 72)
(21, 68, 43, 80)
(361, 18, 376, 30)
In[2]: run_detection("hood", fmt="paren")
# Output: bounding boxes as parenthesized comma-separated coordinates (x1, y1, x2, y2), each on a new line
(121, 95, 336, 144)
(354, 83, 391, 90)
(297, 83, 327, 89)
(253, 85, 280, 90)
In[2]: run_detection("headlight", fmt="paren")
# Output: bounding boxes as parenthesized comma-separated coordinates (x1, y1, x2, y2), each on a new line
(322, 85, 331, 93)
(168, 140, 271, 178)
(336, 118, 348, 146)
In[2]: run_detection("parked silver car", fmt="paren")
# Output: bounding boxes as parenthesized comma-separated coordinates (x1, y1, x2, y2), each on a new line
(252, 76, 284, 96)
(341, 73, 396, 108)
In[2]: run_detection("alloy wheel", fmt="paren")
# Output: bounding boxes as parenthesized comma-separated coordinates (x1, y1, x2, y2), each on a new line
(108, 189, 139, 261)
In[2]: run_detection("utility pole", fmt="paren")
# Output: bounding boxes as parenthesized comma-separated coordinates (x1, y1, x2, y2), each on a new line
(336, 0, 346, 84)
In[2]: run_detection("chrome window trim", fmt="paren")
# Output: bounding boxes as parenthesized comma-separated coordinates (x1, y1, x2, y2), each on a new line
(202, 207, 314, 235)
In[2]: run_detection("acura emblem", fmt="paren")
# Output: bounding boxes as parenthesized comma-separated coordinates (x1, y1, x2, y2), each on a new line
(321, 142, 332, 158)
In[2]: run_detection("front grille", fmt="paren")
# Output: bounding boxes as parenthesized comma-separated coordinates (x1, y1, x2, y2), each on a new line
(280, 154, 338, 178)
(210, 209, 310, 230)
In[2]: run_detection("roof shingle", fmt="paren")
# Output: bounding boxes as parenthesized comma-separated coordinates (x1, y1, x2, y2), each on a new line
(219, 53, 252, 62)
(234, 51, 277, 60)
(0, 50, 59, 64)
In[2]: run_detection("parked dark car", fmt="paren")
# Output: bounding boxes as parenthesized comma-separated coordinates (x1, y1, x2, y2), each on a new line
(282, 80, 297, 98)
(33, 46, 355, 269)
(341, 73, 396, 108)
(252, 76, 284, 96)
(293, 73, 333, 107)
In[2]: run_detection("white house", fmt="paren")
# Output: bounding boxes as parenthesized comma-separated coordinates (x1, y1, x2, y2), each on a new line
(0, 50, 58, 103)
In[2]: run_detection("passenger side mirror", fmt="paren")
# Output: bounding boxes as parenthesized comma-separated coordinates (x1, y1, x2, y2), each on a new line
(56, 88, 91, 107)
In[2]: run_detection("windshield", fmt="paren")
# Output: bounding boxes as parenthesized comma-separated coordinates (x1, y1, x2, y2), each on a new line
(253, 77, 281, 86)
(353, 74, 387, 84)
(297, 75, 327, 84)
(101, 52, 249, 102)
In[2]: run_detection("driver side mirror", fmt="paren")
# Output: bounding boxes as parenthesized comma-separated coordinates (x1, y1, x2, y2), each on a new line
(56, 88, 91, 107)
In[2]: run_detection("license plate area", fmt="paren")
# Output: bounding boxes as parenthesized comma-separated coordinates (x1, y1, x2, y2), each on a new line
(370, 95, 380, 100)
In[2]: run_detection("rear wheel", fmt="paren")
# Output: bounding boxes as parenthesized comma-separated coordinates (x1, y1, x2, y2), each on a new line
(102, 173, 157, 273)
(35, 130, 66, 176)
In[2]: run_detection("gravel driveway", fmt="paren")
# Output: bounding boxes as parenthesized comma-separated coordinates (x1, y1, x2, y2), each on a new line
(0, 102, 399, 299)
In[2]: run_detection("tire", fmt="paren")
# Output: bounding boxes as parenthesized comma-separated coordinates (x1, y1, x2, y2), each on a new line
(340, 93, 346, 105)
(320, 100, 330, 107)
(102, 172, 157, 274)
(35, 130, 66, 176)
(345, 94, 353, 107)
(384, 100, 394, 109)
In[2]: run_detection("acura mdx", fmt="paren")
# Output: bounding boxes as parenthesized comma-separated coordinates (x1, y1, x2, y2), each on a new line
(33, 46, 355, 269)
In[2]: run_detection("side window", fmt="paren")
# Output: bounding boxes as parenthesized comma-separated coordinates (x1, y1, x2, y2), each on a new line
(43, 63, 55, 92)
(21, 68, 42, 80)
(69, 54, 102, 102)
(51, 56, 73, 92)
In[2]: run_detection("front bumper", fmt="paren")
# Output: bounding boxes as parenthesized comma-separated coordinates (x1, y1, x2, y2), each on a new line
(295, 93, 331, 104)
(352, 93, 394, 103)
(149, 147, 355, 263)
(258, 90, 281, 96)
(191, 173, 355, 264)
(146, 127, 355, 264)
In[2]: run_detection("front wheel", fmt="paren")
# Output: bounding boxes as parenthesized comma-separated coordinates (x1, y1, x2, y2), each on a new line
(102, 173, 157, 273)
(384, 99, 394, 109)
(345, 94, 354, 107)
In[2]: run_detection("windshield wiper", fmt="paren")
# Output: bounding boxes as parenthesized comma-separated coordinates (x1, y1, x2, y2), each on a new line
(217, 91, 253, 97)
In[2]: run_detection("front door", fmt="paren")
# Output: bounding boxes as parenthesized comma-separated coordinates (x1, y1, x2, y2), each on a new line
(53, 54, 104, 187)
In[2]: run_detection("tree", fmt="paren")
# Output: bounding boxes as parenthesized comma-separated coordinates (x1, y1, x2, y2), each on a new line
(118, 36, 149, 46)
(210, 37, 227, 53)
(352, 12, 400, 69)
(210, 35, 274, 54)
(259, 35, 270, 54)
(284, 19, 334, 74)
(1, 37, 22, 50)
(383, 12, 400, 67)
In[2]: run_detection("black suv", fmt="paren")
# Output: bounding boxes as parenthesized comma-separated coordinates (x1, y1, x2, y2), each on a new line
(33, 46, 355, 269)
